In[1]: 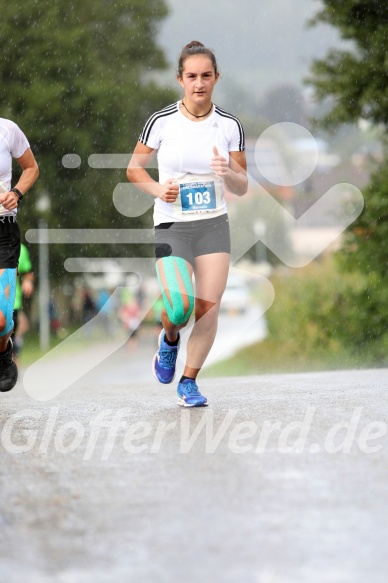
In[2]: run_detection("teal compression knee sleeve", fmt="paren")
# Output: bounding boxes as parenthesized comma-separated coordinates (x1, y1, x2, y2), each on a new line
(156, 257, 194, 326)
(0, 268, 17, 337)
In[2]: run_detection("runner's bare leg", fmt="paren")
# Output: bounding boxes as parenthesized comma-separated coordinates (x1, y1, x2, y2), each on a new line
(184, 252, 230, 378)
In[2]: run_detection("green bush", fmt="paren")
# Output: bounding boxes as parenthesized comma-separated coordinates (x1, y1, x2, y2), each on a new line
(205, 257, 388, 377)
(268, 258, 388, 366)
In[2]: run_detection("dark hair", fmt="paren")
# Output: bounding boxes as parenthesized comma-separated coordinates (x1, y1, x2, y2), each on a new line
(177, 41, 218, 77)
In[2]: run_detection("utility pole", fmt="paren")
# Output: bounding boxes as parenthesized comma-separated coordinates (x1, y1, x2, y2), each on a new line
(38, 219, 50, 351)
(36, 194, 51, 351)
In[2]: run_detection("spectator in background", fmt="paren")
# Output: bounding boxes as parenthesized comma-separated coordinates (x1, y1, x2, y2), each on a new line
(82, 287, 96, 325)
(119, 297, 141, 351)
(49, 300, 61, 336)
(96, 288, 113, 336)
(81, 287, 96, 338)
(12, 243, 34, 363)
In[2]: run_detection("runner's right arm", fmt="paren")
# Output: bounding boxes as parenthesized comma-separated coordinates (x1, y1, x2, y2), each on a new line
(127, 142, 179, 203)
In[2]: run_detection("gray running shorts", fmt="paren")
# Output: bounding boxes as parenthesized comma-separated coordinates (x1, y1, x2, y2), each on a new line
(155, 214, 230, 266)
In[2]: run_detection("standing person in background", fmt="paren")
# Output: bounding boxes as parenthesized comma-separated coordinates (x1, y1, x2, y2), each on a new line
(81, 287, 96, 338)
(0, 118, 39, 392)
(127, 41, 247, 407)
(12, 243, 34, 363)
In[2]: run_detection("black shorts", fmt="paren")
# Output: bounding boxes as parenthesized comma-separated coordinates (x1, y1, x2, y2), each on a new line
(0, 220, 20, 269)
(155, 214, 230, 266)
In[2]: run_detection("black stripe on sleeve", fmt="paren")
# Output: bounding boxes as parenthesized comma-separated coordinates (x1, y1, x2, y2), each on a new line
(214, 106, 245, 151)
(139, 103, 178, 145)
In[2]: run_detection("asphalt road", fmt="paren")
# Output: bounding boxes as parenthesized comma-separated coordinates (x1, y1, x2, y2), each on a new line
(21, 305, 267, 398)
(1, 346, 387, 583)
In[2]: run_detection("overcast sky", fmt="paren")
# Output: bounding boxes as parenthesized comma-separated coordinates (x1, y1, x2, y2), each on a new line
(158, 0, 346, 106)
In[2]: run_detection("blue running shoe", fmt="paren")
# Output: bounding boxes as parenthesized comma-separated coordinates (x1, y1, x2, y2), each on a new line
(152, 330, 180, 384)
(177, 379, 208, 407)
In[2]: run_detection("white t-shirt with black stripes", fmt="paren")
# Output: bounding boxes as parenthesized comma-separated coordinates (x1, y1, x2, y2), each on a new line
(138, 101, 245, 225)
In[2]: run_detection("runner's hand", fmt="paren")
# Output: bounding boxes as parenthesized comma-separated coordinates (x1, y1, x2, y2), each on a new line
(21, 278, 34, 298)
(210, 146, 228, 177)
(0, 190, 19, 210)
(158, 178, 179, 203)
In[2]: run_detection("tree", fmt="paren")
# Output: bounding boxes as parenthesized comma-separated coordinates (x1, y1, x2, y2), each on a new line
(307, 0, 388, 129)
(0, 0, 177, 277)
(307, 0, 388, 358)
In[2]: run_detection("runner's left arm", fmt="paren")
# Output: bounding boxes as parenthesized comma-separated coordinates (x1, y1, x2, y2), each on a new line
(0, 149, 39, 210)
(210, 147, 248, 196)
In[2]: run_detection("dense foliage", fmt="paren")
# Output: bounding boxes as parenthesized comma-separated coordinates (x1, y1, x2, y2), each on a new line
(307, 0, 388, 130)
(307, 0, 388, 357)
(0, 0, 177, 275)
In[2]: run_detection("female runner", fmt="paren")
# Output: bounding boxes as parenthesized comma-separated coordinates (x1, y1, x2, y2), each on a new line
(127, 41, 247, 406)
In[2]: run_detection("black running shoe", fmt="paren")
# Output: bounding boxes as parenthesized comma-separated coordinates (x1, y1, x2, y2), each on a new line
(0, 339, 18, 392)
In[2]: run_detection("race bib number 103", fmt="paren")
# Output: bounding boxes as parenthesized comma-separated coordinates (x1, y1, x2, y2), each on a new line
(180, 181, 216, 214)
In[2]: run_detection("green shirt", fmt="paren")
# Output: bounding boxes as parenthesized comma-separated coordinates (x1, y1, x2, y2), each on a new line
(14, 244, 32, 310)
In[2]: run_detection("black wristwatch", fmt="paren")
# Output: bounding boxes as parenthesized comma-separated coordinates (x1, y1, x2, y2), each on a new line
(10, 187, 24, 204)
